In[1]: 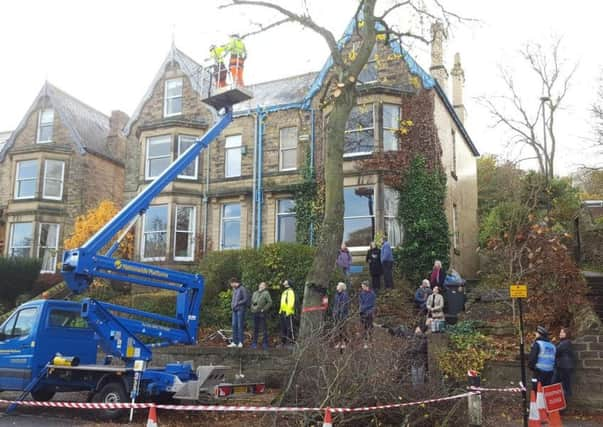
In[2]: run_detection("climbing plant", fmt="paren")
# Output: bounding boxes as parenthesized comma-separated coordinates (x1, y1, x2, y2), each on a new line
(293, 150, 324, 245)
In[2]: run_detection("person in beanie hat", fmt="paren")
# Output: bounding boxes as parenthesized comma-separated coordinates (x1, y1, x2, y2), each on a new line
(528, 325, 556, 388)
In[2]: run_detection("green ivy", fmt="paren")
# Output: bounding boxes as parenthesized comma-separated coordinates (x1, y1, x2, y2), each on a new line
(394, 155, 450, 283)
(292, 150, 323, 245)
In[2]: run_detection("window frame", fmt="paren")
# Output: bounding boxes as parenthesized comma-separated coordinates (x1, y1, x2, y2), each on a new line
(37, 108, 54, 143)
(356, 44, 378, 85)
(383, 187, 403, 247)
(452, 203, 460, 250)
(177, 135, 198, 180)
(279, 127, 298, 171)
(344, 103, 375, 157)
(141, 204, 169, 262)
(38, 223, 60, 273)
(14, 159, 39, 200)
(224, 135, 242, 178)
(383, 104, 400, 152)
(173, 205, 196, 262)
(145, 135, 172, 180)
(164, 78, 183, 117)
(343, 186, 375, 250)
(3, 307, 38, 339)
(42, 159, 65, 200)
(9, 222, 34, 257)
(276, 199, 296, 242)
(220, 203, 241, 250)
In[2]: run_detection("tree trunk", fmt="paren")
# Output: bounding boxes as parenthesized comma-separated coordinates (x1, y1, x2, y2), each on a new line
(300, 87, 356, 337)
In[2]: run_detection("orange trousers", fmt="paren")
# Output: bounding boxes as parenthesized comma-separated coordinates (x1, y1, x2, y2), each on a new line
(229, 56, 245, 87)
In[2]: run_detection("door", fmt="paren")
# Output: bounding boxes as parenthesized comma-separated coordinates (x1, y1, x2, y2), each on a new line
(0, 307, 39, 390)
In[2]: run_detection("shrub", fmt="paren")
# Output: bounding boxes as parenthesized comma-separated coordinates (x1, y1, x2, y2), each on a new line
(0, 257, 42, 309)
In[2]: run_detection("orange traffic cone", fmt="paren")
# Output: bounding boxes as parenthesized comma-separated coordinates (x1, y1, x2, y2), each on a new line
(528, 389, 541, 427)
(548, 409, 564, 427)
(146, 404, 159, 427)
(536, 382, 549, 424)
(323, 407, 333, 427)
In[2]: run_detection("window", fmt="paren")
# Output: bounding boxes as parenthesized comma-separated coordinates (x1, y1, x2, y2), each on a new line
(37, 109, 54, 143)
(343, 186, 375, 247)
(146, 135, 171, 180)
(357, 46, 378, 84)
(384, 188, 403, 247)
(452, 203, 460, 249)
(2, 308, 38, 338)
(221, 203, 241, 249)
(49, 309, 88, 329)
(383, 104, 400, 151)
(279, 127, 298, 171)
(174, 206, 195, 261)
(177, 135, 198, 179)
(43, 160, 65, 200)
(142, 205, 168, 260)
(164, 78, 183, 117)
(277, 199, 296, 242)
(14, 160, 38, 199)
(451, 129, 457, 177)
(39, 223, 60, 273)
(9, 223, 33, 257)
(225, 135, 242, 178)
(344, 104, 375, 156)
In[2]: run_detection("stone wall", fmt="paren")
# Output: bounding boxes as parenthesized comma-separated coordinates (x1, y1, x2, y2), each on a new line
(153, 346, 294, 388)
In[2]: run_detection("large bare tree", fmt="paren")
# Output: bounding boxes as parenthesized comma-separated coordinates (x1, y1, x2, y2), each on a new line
(480, 38, 577, 180)
(221, 0, 462, 336)
(592, 73, 603, 159)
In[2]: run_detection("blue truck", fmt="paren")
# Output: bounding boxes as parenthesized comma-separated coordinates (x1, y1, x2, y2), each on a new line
(0, 87, 258, 419)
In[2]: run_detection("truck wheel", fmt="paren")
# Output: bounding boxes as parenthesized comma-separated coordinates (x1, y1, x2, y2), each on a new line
(31, 389, 55, 401)
(92, 382, 127, 420)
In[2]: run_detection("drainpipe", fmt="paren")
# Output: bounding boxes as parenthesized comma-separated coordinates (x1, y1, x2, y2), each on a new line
(309, 108, 316, 246)
(251, 111, 258, 248)
(202, 144, 211, 254)
(255, 109, 266, 248)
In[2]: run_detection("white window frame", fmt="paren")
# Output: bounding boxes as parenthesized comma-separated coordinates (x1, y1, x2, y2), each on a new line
(14, 160, 39, 200)
(276, 199, 296, 242)
(164, 78, 183, 117)
(357, 44, 378, 85)
(145, 135, 172, 180)
(384, 187, 403, 247)
(141, 204, 169, 262)
(9, 222, 34, 257)
(343, 185, 375, 251)
(224, 135, 242, 178)
(279, 127, 298, 171)
(344, 104, 375, 158)
(37, 109, 54, 143)
(42, 159, 65, 200)
(177, 135, 198, 180)
(452, 203, 460, 249)
(220, 203, 241, 250)
(38, 223, 60, 273)
(383, 104, 400, 152)
(173, 205, 196, 261)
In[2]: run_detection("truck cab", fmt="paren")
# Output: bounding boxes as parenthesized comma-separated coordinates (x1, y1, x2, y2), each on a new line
(0, 300, 96, 393)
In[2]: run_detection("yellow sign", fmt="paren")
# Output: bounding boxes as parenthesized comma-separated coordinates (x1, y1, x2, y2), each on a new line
(510, 284, 528, 299)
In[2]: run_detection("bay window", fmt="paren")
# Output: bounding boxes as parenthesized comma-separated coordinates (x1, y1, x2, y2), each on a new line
(384, 188, 403, 247)
(43, 160, 65, 200)
(174, 206, 195, 261)
(39, 223, 60, 272)
(344, 104, 375, 156)
(343, 186, 375, 247)
(383, 104, 400, 151)
(142, 205, 168, 260)
(177, 135, 198, 179)
(14, 160, 38, 199)
(9, 223, 34, 257)
(146, 135, 171, 180)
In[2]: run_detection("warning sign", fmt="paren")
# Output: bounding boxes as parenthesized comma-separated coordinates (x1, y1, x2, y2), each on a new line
(509, 284, 527, 299)
(543, 383, 566, 412)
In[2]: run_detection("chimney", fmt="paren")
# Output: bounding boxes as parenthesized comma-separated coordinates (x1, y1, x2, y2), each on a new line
(430, 21, 448, 91)
(451, 53, 466, 124)
(108, 110, 129, 159)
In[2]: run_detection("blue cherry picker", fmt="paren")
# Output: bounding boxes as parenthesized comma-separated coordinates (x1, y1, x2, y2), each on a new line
(0, 85, 261, 419)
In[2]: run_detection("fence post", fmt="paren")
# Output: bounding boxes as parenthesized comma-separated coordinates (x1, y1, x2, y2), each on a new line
(467, 370, 482, 426)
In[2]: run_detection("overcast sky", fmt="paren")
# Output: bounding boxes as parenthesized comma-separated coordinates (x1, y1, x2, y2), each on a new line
(0, 0, 601, 174)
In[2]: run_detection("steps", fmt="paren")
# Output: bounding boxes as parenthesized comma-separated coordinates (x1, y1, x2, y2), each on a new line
(584, 271, 603, 320)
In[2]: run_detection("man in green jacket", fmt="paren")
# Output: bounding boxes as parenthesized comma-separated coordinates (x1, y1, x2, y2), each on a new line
(250, 282, 272, 349)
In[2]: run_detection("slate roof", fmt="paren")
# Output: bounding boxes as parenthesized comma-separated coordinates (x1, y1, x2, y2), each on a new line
(0, 131, 10, 153)
(0, 82, 117, 163)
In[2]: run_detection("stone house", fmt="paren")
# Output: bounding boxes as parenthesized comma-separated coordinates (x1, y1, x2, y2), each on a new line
(123, 21, 479, 277)
(0, 83, 126, 272)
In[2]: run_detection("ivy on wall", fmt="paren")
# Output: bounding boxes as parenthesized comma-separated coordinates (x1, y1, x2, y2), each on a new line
(293, 150, 325, 245)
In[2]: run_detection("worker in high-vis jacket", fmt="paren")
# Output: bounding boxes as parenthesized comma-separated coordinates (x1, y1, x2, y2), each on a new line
(209, 44, 227, 88)
(225, 34, 246, 87)
(279, 280, 295, 347)
(528, 325, 556, 388)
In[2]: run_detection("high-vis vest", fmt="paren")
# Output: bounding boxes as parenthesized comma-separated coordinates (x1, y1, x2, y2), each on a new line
(280, 288, 295, 316)
(535, 340, 556, 372)
(226, 37, 247, 58)
(210, 45, 226, 62)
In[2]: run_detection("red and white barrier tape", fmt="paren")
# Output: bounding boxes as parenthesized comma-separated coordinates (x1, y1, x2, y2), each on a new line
(0, 391, 477, 412)
(468, 385, 525, 393)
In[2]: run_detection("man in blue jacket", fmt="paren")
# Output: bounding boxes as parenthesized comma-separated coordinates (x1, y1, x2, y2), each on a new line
(359, 280, 376, 349)
(528, 325, 556, 388)
(380, 234, 394, 289)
